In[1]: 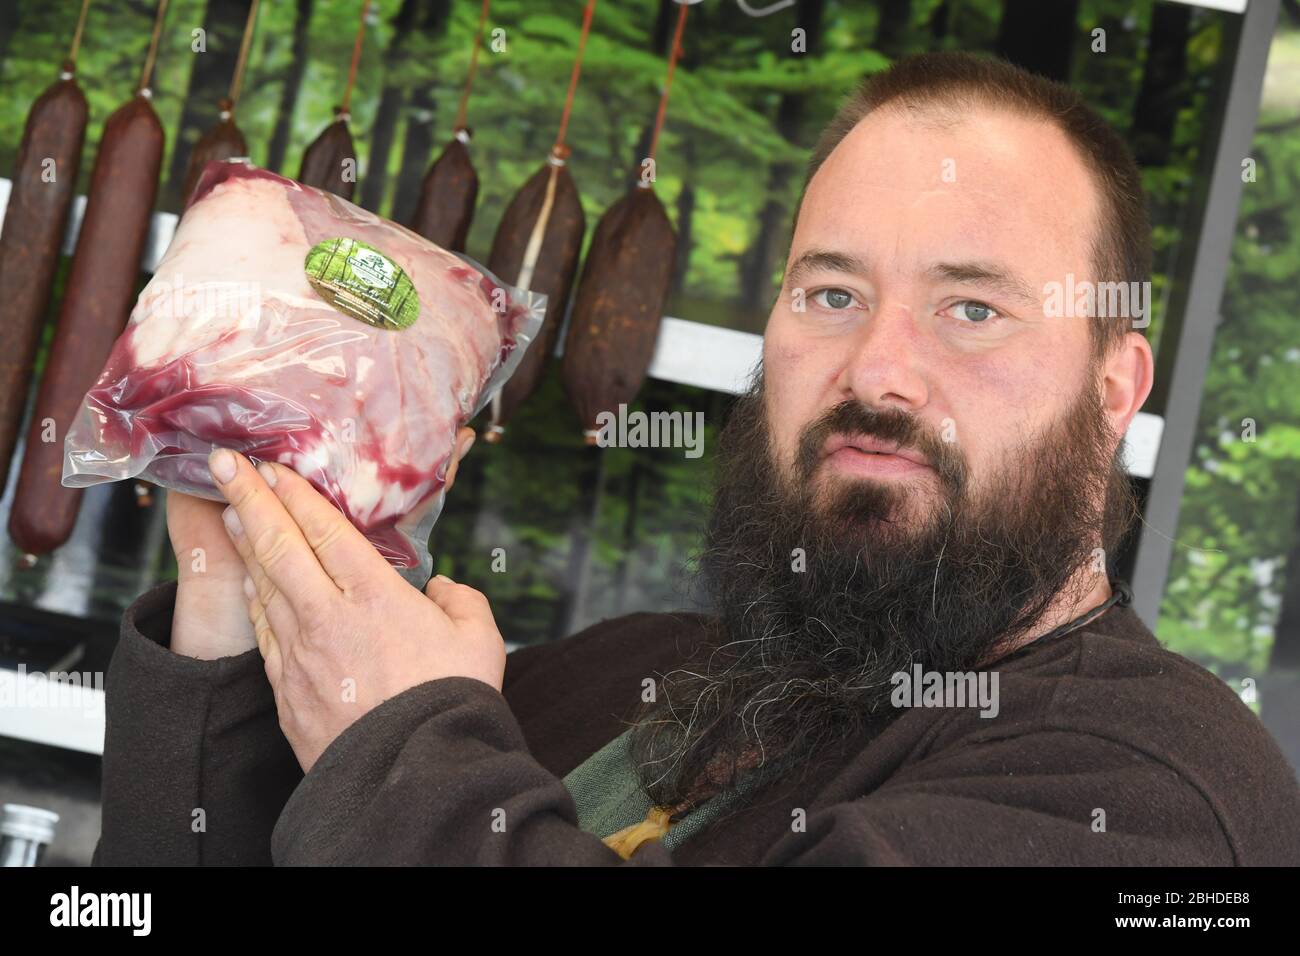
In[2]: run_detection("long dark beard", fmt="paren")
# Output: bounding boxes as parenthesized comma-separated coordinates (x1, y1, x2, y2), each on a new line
(629, 370, 1138, 811)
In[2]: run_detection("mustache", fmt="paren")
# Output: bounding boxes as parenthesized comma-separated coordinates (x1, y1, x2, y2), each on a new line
(794, 400, 968, 494)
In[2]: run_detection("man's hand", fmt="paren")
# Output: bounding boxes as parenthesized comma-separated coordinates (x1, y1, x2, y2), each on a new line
(206, 441, 504, 773)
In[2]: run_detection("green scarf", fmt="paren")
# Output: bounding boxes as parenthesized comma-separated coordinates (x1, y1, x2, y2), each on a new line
(562, 728, 753, 858)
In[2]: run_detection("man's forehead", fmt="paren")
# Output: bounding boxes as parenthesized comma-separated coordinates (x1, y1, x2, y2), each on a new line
(792, 105, 1099, 280)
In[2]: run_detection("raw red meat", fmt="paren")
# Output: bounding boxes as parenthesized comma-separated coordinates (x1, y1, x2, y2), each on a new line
(63, 160, 542, 578)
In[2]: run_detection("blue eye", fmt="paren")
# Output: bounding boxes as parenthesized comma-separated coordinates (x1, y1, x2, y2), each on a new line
(951, 300, 997, 322)
(813, 288, 856, 309)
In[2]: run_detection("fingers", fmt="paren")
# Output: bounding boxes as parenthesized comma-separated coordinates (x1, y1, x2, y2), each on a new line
(227, 517, 298, 648)
(209, 448, 338, 614)
(250, 459, 394, 594)
(247, 580, 283, 686)
(442, 428, 476, 494)
(425, 574, 494, 626)
(454, 427, 476, 461)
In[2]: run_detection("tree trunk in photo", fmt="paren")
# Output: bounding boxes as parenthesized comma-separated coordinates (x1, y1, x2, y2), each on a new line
(0, 2, 22, 68)
(1087, 12, 1141, 117)
(668, 6, 703, 299)
(875, 0, 912, 60)
(265, 0, 313, 175)
(162, 0, 251, 212)
(553, 447, 608, 641)
(627, 122, 655, 192)
(624, 0, 676, 193)
(1269, 483, 1300, 670)
(672, 138, 696, 297)
(736, 99, 796, 316)
(1261, 492, 1300, 766)
(1128, 1, 1191, 168)
(928, 0, 950, 40)
(737, 0, 825, 320)
(358, 0, 421, 213)
(613, 456, 643, 615)
(994, 0, 1080, 82)
(390, 0, 451, 227)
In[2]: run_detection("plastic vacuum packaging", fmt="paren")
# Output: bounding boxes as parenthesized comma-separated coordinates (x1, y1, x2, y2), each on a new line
(63, 160, 545, 585)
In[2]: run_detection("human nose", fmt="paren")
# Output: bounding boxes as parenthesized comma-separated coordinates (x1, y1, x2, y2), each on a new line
(833, 301, 930, 412)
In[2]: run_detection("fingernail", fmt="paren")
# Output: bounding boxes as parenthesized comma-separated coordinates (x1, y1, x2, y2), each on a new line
(243, 574, 255, 600)
(257, 461, 278, 487)
(222, 506, 243, 538)
(434, 574, 453, 583)
(210, 448, 237, 484)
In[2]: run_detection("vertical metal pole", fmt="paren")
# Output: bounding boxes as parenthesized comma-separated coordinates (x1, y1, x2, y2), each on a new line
(1130, 0, 1280, 628)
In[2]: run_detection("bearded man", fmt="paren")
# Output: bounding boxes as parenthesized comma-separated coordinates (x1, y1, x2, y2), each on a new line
(95, 52, 1300, 866)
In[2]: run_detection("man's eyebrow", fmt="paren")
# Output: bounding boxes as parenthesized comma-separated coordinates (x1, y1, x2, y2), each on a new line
(784, 249, 871, 287)
(926, 261, 1040, 307)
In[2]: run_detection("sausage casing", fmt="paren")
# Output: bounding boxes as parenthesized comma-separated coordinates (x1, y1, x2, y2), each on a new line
(8, 94, 164, 555)
(561, 185, 676, 440)
(486, 161, 585, 433)
(0, 75, 88, 490)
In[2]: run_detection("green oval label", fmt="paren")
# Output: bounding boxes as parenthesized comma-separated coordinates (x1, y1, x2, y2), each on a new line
(304, 237, 419, 330)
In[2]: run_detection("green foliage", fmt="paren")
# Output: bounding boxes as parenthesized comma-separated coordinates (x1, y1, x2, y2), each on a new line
(0, 1, 1292, 656)
(1157, 27, 1300, 669)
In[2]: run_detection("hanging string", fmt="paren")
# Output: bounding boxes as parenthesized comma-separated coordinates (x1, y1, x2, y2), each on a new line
(65, 0, 93, 70)
(137, 0, 171, 96)
(645, 0, 688, 172)
(227, 0, 261, 112)
(340, 0, 373, 117)
(516, 171, 558, 291)
(553, 0, 597, 159)
(453, 0, 492, 136)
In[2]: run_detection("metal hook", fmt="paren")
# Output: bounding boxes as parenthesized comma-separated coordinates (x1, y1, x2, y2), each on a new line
(736, 0, 795, 17)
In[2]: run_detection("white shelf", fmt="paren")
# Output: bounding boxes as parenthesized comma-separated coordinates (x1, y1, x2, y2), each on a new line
(0, 667, 105, 755)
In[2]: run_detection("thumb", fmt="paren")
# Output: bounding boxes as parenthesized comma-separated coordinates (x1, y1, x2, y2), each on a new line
(425, 574, 494, 625)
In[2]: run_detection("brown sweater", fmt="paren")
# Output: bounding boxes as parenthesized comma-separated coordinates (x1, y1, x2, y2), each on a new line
(92, 580, 1300, 866)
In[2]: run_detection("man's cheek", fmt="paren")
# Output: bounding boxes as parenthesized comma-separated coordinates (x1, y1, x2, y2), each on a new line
(954, 423, 1015, 502)
(965, 346, 1066, 416)
(761, 382, 810, 464)
(766, 344, 832, 440)
(940, 356, 1037, 457)
(772, 422, 805, 483)
(763, 322, 827, 384)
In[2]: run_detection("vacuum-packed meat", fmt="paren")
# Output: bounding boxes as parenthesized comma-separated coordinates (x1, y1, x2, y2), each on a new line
(63, 160, 544, 581)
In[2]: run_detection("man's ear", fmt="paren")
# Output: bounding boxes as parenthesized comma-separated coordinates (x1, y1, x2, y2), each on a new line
(1100, 330, 1155, 439)
(442, 427, 477, 494)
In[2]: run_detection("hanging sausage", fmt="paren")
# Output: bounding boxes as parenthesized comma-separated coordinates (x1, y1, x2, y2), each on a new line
(299, 0, 370, 200)
(7, 0, 169, 560)
(561, 0, 686, 443)
(0, 0, 92, 492)
(409, 0, 491, 252)
(180, 0, 260, 205)
(480, 0, 597, 443)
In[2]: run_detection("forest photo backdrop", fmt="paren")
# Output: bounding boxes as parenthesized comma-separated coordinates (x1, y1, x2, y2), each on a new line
(0, 1, 1297, 722)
